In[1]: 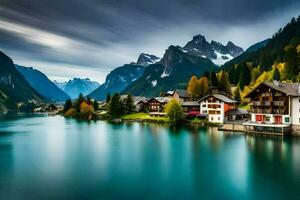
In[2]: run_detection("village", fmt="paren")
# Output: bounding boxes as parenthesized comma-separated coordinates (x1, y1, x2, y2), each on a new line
(110, 80, 300, 137)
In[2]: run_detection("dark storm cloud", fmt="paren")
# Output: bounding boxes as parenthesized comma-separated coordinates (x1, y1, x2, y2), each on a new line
(0, 0, 299, 82)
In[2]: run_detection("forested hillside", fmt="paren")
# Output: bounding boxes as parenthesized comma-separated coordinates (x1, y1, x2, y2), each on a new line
(222, 16, 300, 97)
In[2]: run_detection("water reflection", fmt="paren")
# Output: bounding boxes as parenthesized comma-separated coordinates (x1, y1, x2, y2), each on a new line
(0, 115, 300, 199)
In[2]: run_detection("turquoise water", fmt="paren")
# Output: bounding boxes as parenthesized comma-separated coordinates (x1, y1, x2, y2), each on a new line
(0, 114, 300, 199)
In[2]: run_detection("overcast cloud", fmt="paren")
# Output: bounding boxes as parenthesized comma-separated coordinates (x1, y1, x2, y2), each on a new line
(0, 0, 299, 83)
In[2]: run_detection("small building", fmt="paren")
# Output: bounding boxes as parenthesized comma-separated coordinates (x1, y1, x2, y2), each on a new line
(165, 89, 189, 103)
(199, 94, 237, 123)
(182, 101, 200, 117)
(225, 108, 249, 122)
(147, 97, 169, 112)
(243, 81, 300, 135)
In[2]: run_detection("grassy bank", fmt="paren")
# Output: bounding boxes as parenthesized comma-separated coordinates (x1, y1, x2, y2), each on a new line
(121, 112, 171, 123)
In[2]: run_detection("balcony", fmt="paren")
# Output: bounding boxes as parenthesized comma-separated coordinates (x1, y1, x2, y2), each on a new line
(250, 109, 288, 115)
(253, 101, 261, 106)
(262, 101, 271, 106)
(252, 101, 272, 106)
(273, 101, 284, 106)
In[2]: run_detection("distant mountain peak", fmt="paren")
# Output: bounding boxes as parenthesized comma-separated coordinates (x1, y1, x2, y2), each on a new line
(136, 53, 160, 66)
(183, 34, 244, 65)
(55, 78, 100, 99)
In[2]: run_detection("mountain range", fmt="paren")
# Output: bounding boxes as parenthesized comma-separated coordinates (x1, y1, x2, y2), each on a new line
(183, 34, 244, 66)
(122, 35, 244, 97)
(16, 65, 70, 102)
(55, 78, 100, 99)
(89, 53, 160, 100)
(0, 51, 43, 111)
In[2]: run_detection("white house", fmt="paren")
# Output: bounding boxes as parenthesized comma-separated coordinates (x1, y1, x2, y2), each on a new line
(199, 94, 237, 123)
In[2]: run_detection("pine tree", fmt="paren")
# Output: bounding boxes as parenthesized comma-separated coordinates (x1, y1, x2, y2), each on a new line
(106, 93, 111, 104)
(74, 93, 84, 112)
(93, 100, 99, 111)
(109, 93, 122, 118)
(273, 67, 281, 81)
(125, 94, 135, 114)
(210, 71, 219, 87)
(63, 99, 72, 114)
(238, 63, 251, 90)
(218, 71, 231, 94)
(233, 88, 241, 102)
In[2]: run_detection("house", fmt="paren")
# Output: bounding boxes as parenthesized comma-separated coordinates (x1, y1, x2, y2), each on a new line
(199, 94, 238, 123)
(243, 81, 300, 135)
(225, 108, 249, 122)
(182, 101, 200, 117)
(165, 89, 189, 103)
(119, 95, 149, 112)
(147, 97, 169, 112)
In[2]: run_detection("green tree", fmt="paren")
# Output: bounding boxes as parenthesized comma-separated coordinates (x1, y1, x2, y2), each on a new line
(218, 71, 231, 94)
(106, 93, 111, 104)
(124, 94, 135, 114)
(93, 100, 99, 111)
(108, 93, 123, 118)
(251, 67, 261, 82)
(165, 99, 183, 123)
(210, 71, 219, 87)
(233, 88, 241, 102)
(273, 67, 281, 81)
(74, 93, 84, 112)
(63, 99, 72, 114)
(238, 63, 251, 90)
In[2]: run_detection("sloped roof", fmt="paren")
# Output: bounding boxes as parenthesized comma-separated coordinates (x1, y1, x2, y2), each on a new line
(148, 97, 170, 103)
(244, 81, 300, 98)
(182, 101, 200, 106)
(225, 108, 249, 116)
(175, 89, 189, 98)
(199, 94, 237, 103)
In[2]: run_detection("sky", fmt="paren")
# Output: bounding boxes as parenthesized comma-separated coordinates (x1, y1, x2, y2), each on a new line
(0, 0, 299, 83)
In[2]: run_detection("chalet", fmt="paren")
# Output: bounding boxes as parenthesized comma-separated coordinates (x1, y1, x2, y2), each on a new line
(199, 94, 238, 123)
(165, 89, 189, 103)
(243, 81, 300, 135)
(182, 101, 200, 117)
(133, 97, 149, 112)
(147, 97, 169, 112)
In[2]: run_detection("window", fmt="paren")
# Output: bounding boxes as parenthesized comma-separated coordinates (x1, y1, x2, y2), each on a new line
(211, 117, 214, 121)
(299, 118, 300, 123)
(218, 117, 220, 121)
(265, 116, 271, 122)
(299, 99, 300, 103)
(285, 117, 290, 123)
(202, 104, 206, 107)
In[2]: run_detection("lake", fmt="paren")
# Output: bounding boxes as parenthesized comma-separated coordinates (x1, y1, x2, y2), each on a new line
(0, 114, 300, 199)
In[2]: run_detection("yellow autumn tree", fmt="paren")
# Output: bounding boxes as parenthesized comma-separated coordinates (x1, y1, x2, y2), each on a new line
(187, 76, 200, 99)
(198, 77, 209, 98)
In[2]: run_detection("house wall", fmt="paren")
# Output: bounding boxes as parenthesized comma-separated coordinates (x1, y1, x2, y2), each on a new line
(200, 99, 224, 123)
(250, 113, 291, 124)
(291, 97, 300, 125)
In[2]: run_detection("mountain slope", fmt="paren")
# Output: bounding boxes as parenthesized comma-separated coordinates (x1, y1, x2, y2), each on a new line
(16, 65, 70, 102)
(183, 34, 244, 66)
(0, 51, 43, 110)
(55, 78, 100, 99)
(222, 16, 300, 88)
(124, 45, 218, 97)
(89, 53, 159, 100)
(89, 64, 146, 100)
